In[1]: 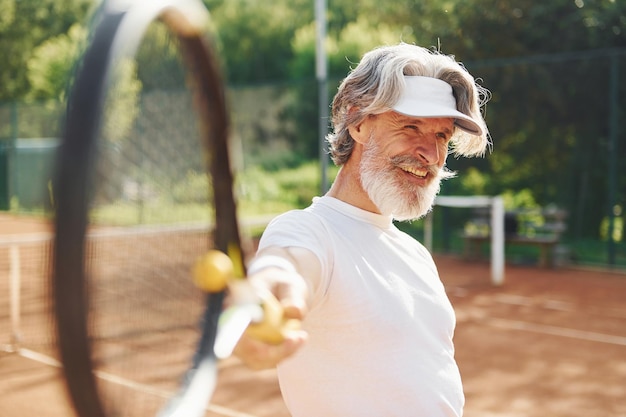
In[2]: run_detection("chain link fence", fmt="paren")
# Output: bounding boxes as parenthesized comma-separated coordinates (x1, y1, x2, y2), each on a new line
(1, 49, 624, 268)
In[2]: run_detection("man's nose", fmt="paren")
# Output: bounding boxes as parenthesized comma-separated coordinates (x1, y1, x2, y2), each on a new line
(415, 136, 440, 165)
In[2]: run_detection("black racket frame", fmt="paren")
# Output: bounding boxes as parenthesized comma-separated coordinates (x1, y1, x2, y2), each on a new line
(53, 1, 241, 416)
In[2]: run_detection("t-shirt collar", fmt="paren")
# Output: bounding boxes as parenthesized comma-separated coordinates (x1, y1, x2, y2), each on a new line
(313, 196, 394, 229)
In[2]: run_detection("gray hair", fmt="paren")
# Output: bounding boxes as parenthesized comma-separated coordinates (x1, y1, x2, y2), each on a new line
(327, 43, 491, 165)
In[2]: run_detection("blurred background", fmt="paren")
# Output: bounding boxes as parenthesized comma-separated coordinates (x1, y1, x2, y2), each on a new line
(0, 0, 624, 269)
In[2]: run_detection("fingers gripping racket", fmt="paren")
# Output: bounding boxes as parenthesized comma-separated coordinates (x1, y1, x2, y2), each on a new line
(53, 1, 239, 416)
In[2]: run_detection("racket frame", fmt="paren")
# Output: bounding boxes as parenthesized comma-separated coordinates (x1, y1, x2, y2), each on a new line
(53, 1, 239, 416)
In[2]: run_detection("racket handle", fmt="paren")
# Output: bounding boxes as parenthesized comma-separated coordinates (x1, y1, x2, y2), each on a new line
(245, 289, 301, 344)
(194, 250, 300, 345)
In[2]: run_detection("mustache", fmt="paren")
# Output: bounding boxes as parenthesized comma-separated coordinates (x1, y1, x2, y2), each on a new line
(389, 155, 457, 181)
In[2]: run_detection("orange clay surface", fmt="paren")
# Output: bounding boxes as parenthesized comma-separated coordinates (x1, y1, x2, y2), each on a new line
(1, 213, 625, 417)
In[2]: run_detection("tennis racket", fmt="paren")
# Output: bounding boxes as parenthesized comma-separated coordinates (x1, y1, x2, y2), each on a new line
(53, 1, 240, 416)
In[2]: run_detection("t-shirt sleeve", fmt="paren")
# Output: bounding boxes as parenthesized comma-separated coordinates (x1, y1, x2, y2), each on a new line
(257, 210, 331, 301)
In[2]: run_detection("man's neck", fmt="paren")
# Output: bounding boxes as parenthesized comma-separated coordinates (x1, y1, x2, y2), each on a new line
(326, 161, 380, 215)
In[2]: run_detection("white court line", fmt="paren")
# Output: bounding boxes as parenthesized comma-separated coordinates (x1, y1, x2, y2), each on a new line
(18, 348, 62, 367)
(15, 348, 258, 417)
(492, 293, 626, 318)
(92, 370, 259, 417)
(485, 318, 626, 346)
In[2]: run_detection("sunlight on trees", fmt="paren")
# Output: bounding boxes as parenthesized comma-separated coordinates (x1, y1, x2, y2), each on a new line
(27, 24, 87, 101)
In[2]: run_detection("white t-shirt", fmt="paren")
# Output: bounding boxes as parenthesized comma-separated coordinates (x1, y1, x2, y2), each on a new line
(258, 196, 464, 417)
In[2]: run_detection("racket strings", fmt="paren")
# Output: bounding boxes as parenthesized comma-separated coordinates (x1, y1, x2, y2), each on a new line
(81, 21, 217, 416)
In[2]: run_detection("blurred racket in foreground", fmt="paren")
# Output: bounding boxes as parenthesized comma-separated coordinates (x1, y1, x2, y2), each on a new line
(52, 0, 242, 416)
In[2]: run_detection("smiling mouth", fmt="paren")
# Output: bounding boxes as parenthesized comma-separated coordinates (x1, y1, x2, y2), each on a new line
(400, 166, 428, 178)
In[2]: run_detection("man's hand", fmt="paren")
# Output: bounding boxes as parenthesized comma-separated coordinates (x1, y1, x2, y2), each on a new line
(234, 326, 308, 370)
(233, 247, 318, 369)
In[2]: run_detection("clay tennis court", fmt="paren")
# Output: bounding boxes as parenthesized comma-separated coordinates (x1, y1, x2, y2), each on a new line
(1, 213, 625, 417)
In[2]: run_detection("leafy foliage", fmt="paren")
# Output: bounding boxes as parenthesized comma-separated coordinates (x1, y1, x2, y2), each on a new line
(237, 161, 337, 213)
(27, 25, 87, 100)
(2, 0, 625, 242)
(0, 0, 92, 100)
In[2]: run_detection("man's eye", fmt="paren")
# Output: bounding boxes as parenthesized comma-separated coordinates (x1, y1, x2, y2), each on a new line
(404, 125, 418, 130)
(436, 132, 450, 140)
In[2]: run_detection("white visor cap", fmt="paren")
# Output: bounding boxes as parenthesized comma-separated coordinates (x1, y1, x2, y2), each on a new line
(392, 76, 483, 136)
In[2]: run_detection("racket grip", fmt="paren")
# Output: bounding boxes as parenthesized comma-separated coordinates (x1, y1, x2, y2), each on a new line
(244, 290, 301, 344)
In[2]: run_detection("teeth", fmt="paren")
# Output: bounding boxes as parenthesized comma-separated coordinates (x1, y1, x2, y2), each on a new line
(401, 167, 427, 178)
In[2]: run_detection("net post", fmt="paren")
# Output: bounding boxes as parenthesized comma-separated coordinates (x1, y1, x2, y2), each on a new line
(490, 196, 505, 285)
(9, 244, 21, 350)
(424, 212, 433, 251)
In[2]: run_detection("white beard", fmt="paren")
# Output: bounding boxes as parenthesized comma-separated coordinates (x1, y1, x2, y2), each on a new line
(359, 136, 455, 221)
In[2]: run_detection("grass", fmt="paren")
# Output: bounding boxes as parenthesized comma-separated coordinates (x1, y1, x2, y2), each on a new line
(67, 161, 338, 229)
(5, 160, 623, 269)
(91, 201, 213, 226)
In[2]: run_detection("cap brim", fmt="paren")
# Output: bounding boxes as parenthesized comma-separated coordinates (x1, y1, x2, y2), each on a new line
(393, 101, 482, 136)
(392, 76, 483, 136)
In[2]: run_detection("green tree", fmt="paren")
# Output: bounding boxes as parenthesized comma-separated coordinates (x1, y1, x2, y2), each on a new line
(0, 0, 92, 100)
(206, 0, 312, 84)
(439, 0, 626, 239)
(27, 24, 87, 101)
(10, 0, 622, 241)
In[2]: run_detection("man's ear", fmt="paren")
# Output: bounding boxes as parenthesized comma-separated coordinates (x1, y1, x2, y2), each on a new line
(348, 116, 371, 145)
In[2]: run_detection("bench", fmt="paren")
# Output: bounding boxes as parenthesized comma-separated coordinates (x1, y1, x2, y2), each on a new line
(463, 207, 568, 268)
